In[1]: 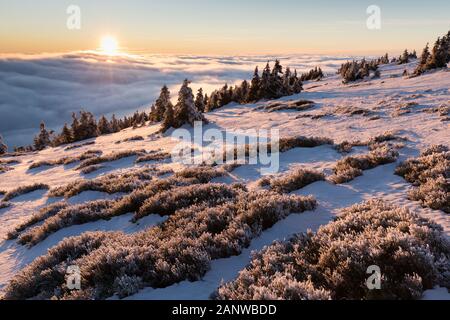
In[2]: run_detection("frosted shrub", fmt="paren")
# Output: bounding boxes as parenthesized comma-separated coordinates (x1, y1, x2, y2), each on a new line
(28, 150, 102, 170)
(7, 201, 68, 240)
(264, 168, 325, 193)
(2, 183, 49, 202)
(134, 183, 242, 221)
(174, 165, 233, 183)
(420, 144, 449, 157)
(330, 146, 399, 184)
(16, 166, 239, 245)
(3, 190, 316, 300)
(49, 167, 157, 198)
(113, 275, 144, 298)
(215, 200, 450, 300)
(135, 151, 170, 163)
(279, 136, 333, 152)
(18, 200, 114, 246)
(335, 105, 371, 117)
(396, 147, 449, 213)
(0, 202, 11, 209)
(76, 150, 146, 170)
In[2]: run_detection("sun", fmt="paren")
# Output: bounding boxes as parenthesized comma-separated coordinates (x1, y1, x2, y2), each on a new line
(100, 36, 119, 55)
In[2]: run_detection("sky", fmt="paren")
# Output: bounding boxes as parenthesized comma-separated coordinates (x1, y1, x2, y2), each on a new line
(1, 0, 449, 55)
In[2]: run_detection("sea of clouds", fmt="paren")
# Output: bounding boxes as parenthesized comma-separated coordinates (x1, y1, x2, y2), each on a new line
(0, 52, 353, 147)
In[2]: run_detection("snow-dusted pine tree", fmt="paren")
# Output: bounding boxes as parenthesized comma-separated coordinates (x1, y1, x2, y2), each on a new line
(0, 134, 7, 155)
(248, 66, 260, 102)
(258, 63, 272, 100)
(153, 85, 172, 122)
(111, 114, 120, 132)
(98, 115, 112, 135)
(34, 122, 51, 150)
(161, 103, 175, 132)
(270, 59, 284, 98)
(195, 88, 205, 113)
(173, 79, 206, 128)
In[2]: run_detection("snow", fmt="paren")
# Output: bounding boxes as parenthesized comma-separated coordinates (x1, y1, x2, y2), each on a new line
(0, 60, 448, 299)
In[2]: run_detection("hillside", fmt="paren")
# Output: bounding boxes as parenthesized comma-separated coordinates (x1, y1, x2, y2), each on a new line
(0, 60, 449, 300)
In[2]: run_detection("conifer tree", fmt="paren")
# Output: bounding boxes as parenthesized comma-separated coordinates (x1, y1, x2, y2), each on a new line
(98, 115, 112, 135)
(173, 79, 206, 128)
(34, 122, 51, 150)
(195, 88, 205, 113)
(78, 111, 98, 140)
(414, 43, 431, 75)
(161, 103, 174, 132)
(203, 94, 209, 109)
(270, 60, 284, 98)
(247, 66, 261, 102)
(291, 70, 303, 94)
(111, 114, 120, 132)
(238, 80, 250, 103)
(0, 134, 7, 155)
(283, 67, 293, 95)
(71, 112, 82, 141)
(56, 123, 73, 145)
(258, 62, 272, 99)
(153, 85, 172, 122)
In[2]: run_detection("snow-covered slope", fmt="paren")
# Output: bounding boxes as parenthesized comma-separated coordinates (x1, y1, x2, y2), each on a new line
(0, 61, 449, 299)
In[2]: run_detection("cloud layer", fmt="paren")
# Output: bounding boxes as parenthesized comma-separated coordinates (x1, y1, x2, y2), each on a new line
(0, 52, 351, 147)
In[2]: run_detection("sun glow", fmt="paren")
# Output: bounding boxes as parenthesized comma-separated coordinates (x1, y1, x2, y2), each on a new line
(100, 36, 119, 55)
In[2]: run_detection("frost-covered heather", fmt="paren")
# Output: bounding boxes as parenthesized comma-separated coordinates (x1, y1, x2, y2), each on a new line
(174, 164, 234, 183)
(334, 140, 366, 154)
(28, 150, 102, 170)
(3, 191, 316, 300)
(0, 202, 11, 209)
(215, 200, 450, 300)
(261, 168, 325, 193)
(329, 146, 399, 184)
(135, 151, 171, 163)
(115, 136, 145, 144)
(0, 165, 12, 173)
(7, 201, 68, 240)
(64, 141, 95, 151)
(395, 145, 449, 213)
(76, 149, 146, 170)
(279, 136, 334, 152)
(1, 183, 49, 202)
(256, 100, 315, 113)
(134, 183, 243, 221)
(15, 166, 236, 245)
(49, 167, 158, 198)
(80, 165, 104, 174)
(18, 200, 114, 246)
(390, 102, 418, 117)
(0, 159, 20, 165)
(335, 105, 371, 117)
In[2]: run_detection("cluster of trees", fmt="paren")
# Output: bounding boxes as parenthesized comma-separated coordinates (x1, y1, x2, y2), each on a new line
(391, 49, 417, 65)
(148, 81, 206, 133)
(299, 67, 324, 81)
(414, 30, 450, 75)
(204, 60, 303, 112)
(23, 60, 305, 150)
(150, 60, 304, 132)
(32, 110, 150, 151)
(0, 135, 7, 155)
(338, 58, 379, 83)
(376, 53, 390, 65)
